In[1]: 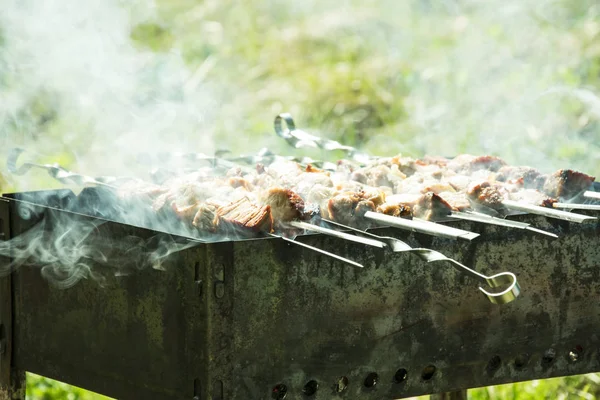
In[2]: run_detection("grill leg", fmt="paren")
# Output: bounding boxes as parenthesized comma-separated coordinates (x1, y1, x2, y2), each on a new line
(430, 390, 468, 400)
(0, 370, 25, 400)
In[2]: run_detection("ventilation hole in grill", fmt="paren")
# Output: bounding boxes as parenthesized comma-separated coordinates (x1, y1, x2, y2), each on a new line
(363, 372, 378, 388)
(302, 380, 318, 396)
(514, 353, 529, 369)
(421, 365, 436, 381)
(542, 348, 556, 366)
(569, 345, 583, 363)
(335, 376, 349, 393)
(271, 384, 287, 400)
(487, 355, 501, 374)
(194, 261, 201, 282)
(394, 368, 408, 383)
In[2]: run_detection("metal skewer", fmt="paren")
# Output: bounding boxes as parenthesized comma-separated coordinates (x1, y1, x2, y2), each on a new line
(448, 211, 558, 238)
(502, 200, 596, 223)
(363, 211, 480, 241)
(322, 219, 520, 304)
(552, 202, 600, 211)
(583, 191, 600, 201)
(288, 221, 386, 249)
(7, 148, 121, 189)
(268, 233, 364, 268)
(274, 113, 372, 164)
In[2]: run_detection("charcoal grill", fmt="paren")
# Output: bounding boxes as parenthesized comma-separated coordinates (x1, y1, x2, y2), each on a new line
(1, 182, 600, 400)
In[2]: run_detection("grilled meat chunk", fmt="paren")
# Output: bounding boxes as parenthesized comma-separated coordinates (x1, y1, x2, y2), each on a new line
(448, 154, 506, 174)
(467, 181, 506, 211)
(379, 192, 451, 220)
(437, 191, 471, 211)
(376, 203, 412, 218)
(542, 169, 595, 200)
(327, 191, 381, 226)
(262, 187, 306, 223)
(215, 197, 273, 233)
(413, 192, 452, 220)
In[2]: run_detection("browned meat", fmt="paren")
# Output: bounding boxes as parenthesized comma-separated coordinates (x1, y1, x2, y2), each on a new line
(327, 193, 360, 225)
(542, 169, 595, 200)
(327, 192, 378, 225)
(467, 181, 506, 210)
(262, 187, 306, 223)
(361, 189, 386, 207)
(192, 203, 219, 232)
(509, 189, 557, 208)
(448, 154, 507, 174)
(376, 203, 412, 218)
(413, 192, 452, 220)
(378, 192, 449, 220)
(215, 197, 273, 233)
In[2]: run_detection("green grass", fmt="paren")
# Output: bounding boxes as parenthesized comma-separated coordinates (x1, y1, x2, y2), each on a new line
(26, 373, 112, 400)
(25, 372, 600, 399)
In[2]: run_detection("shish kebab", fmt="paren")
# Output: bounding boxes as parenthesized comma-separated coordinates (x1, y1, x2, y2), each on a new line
(5, 148, 367, 269)
(6, 149, 521, 304)
(273, 113, 596, 229)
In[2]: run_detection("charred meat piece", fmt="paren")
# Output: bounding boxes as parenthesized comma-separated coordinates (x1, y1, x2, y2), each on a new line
(467, 181, 506, 211)
(262, 187, 307, 223)
(215, 197, 273, 233)
(542, 169, 595, 200)
(509, 189, 557, 208)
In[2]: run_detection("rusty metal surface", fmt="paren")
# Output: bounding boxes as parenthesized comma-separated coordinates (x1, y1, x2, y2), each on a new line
(2, 192, 600, 399)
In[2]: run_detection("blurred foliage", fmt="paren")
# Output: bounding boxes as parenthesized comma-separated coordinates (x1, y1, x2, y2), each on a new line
(26, 373, 112, 400)
(6, 0, 600, 398)
(25, 372, 600, 399)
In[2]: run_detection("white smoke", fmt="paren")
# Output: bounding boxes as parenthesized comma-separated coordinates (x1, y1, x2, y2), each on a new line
(0, 0, 222, 184)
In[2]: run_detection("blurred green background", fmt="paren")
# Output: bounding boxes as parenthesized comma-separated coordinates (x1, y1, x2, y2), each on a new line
(2, 0, 600, 398)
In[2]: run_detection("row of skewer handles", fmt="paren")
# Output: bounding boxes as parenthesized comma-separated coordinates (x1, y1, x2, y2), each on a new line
(6, 113, 600, 305)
